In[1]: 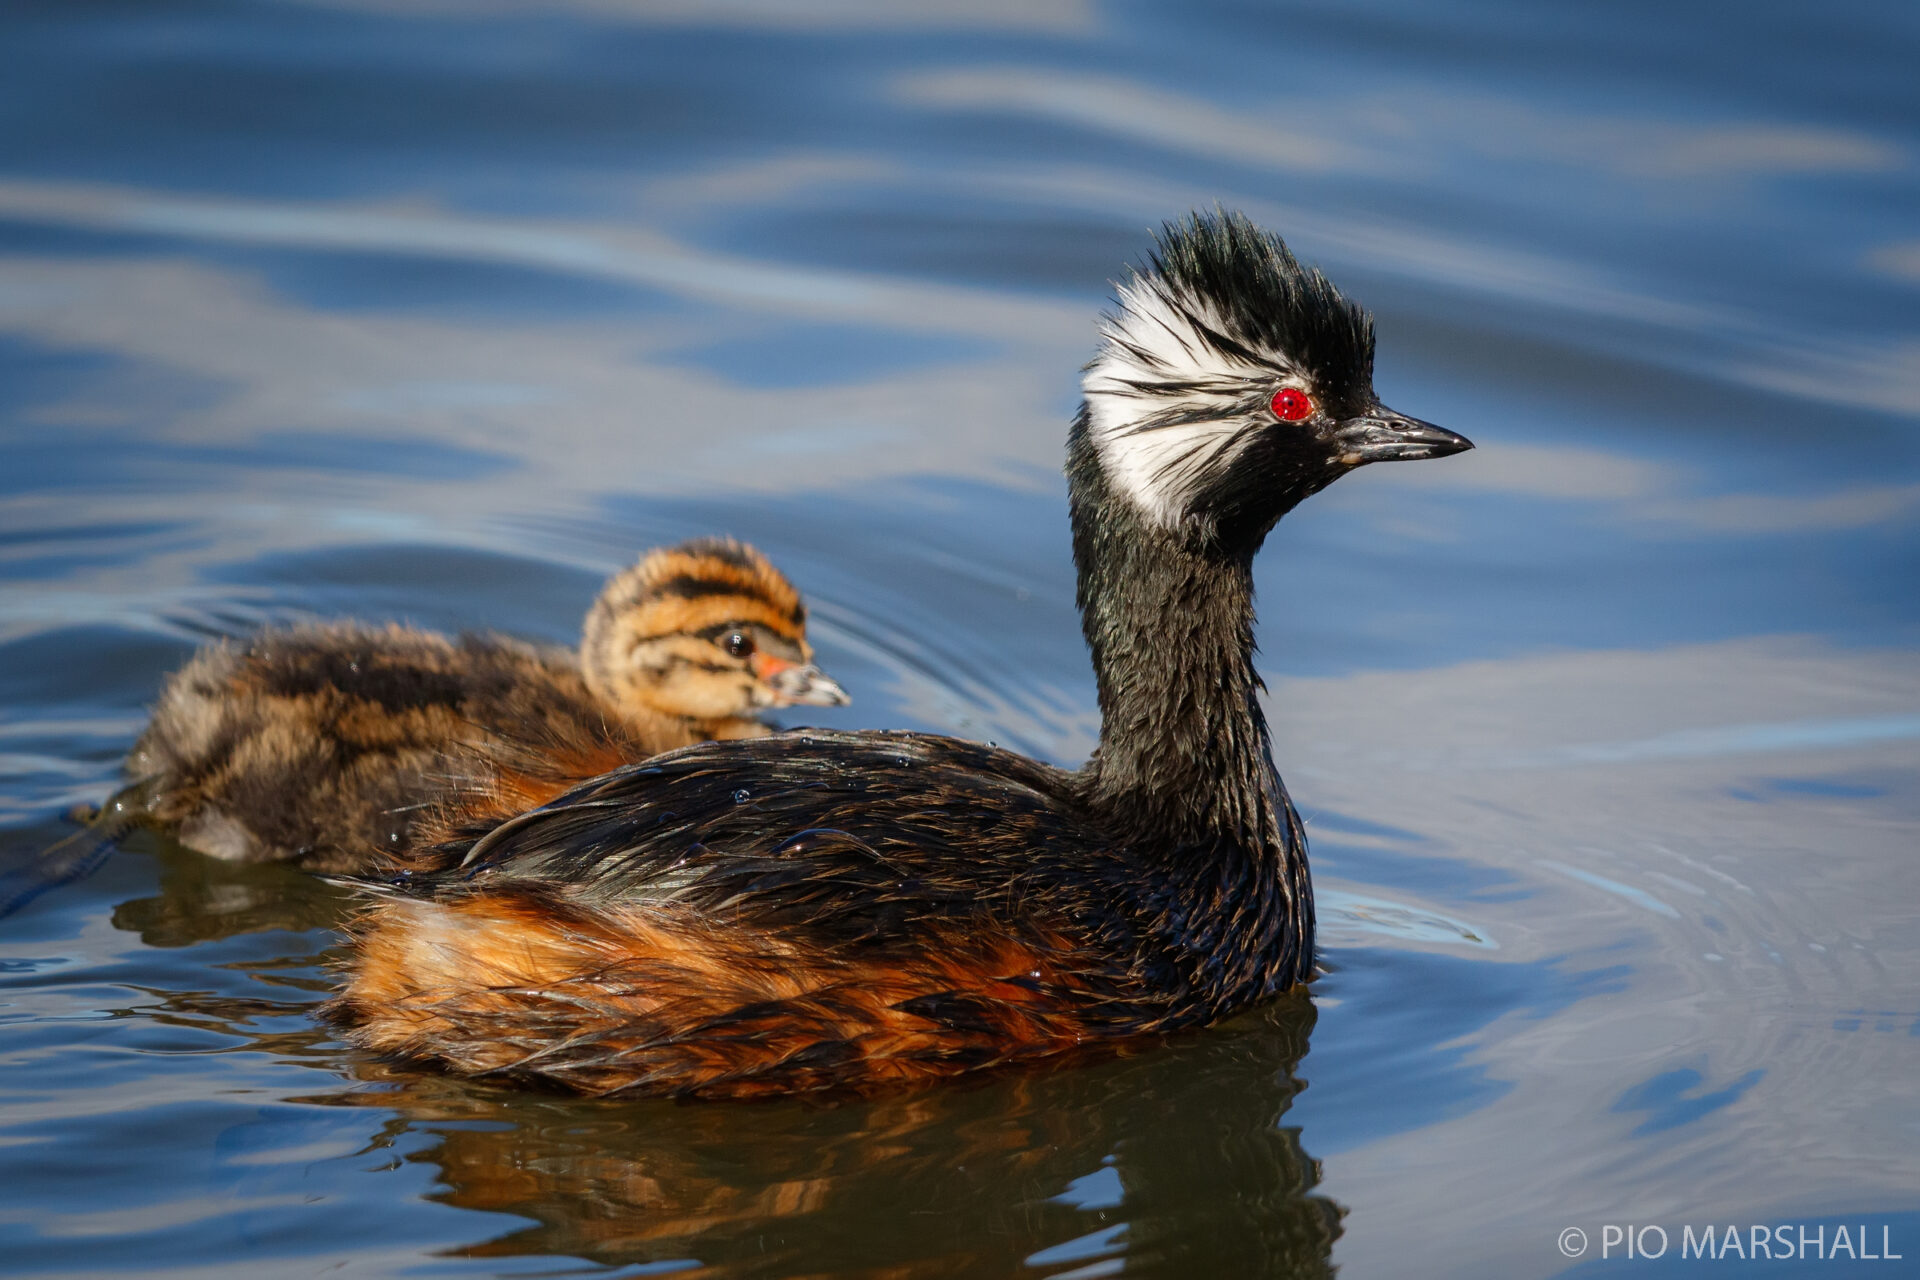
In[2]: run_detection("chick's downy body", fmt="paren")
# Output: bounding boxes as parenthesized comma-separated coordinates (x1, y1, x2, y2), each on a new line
(129, 539, 844, 872)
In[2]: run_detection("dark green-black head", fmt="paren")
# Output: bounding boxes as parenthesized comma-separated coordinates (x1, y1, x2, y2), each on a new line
(1079, 210, 1471, 547)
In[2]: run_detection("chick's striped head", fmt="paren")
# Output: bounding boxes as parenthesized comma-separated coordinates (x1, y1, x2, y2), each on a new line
(582, 538, 847, 724)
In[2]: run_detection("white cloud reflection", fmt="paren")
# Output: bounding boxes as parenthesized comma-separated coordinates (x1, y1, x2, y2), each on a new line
(1632, 480, 1920, 533)
(1871, 241, 1920, 282)
(898, 69, 1376, 174)
(0, 181, 1082, 335)
(894, 67, 1904, 181)
(286, 0, 1093, 32)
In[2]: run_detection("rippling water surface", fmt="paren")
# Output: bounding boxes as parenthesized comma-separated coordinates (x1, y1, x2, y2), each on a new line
(2, 2, 1917, 1276)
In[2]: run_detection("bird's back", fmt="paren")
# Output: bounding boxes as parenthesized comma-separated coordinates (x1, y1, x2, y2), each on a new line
(326, 727, 1306, 1096)
(326, 729, 1237, 1095)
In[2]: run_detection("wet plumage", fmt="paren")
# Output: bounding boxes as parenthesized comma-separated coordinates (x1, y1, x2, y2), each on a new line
(326, 212, 1474, 1096)
(128, 538, 844, 872)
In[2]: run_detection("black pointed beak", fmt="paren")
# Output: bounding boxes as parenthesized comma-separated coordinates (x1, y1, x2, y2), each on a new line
(1330, 406, 1474, 465)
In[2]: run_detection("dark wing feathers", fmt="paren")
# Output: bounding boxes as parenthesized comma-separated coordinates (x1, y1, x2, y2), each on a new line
(407, 729, 1106, 945)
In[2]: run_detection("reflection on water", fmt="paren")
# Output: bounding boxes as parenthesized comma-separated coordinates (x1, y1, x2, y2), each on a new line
(1, 0, 1916, 1275)
(110, 832, 355, 949)
(304, 1001, 1337, 1278)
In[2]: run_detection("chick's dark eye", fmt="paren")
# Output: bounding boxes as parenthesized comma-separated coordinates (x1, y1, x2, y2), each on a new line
(724, 632, 755, 658)
(1270, 387, 1314, 422)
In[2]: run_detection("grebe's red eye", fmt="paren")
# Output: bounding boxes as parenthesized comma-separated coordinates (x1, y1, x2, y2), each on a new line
(1270, 387, 1314, 422)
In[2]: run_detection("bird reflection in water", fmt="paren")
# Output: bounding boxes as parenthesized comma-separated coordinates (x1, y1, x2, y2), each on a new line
(109, 829, 356, 947)
(300, 997, 1339, 1277)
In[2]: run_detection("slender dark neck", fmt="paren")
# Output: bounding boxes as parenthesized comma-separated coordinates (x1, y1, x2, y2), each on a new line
(1066, 415, 1284, 853)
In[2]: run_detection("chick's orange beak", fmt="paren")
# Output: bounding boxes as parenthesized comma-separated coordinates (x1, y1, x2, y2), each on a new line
(750, 653, 850, 707)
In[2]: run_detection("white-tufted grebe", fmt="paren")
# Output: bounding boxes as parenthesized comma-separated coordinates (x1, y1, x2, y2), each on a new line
(325, 212, 1472, 1097)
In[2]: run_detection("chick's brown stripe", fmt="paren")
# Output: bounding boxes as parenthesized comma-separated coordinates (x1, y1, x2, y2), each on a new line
(636, 548, 803, 620)
(331, 890, 1095, 1098)
(627, 593, 806, 647)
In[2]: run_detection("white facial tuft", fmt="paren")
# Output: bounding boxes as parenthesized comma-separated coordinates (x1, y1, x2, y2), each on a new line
(1083, 275, 1301, 528)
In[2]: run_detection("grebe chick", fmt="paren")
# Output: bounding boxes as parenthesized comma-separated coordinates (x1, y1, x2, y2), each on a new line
(326, 212, 1473, 1097)
(130, 538, 845, 872)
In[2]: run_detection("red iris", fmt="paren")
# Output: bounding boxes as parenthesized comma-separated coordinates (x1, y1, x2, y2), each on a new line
(1270, 387, 1314, 421)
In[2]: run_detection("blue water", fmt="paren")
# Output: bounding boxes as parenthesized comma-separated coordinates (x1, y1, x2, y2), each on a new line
(2, 2, 1917, 1276)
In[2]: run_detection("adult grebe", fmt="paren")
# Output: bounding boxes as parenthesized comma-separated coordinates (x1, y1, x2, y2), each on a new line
(128, 538, 845, 871)
(326, 212, 1472, 1096)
